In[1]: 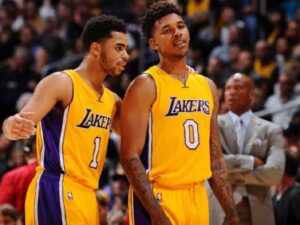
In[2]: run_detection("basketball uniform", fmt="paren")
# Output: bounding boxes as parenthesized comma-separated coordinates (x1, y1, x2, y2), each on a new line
(128, 66, 214, 225)
(25, 70, 116, 225)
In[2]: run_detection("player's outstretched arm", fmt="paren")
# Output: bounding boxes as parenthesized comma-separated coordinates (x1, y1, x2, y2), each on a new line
(120, 75, 172, 225)
(2, 72, 73, 140)
(206, 78, 240, 225)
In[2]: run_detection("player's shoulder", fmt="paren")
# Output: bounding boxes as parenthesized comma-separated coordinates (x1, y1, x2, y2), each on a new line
(123, 73, 156, 105)
(129, 73, 156, 91)
(35, 71, 73, 105)
(40, 71, 73, 87)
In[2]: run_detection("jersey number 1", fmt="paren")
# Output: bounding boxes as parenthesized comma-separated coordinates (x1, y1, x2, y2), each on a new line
(90, 137, 101, 169)
(184, 119, 199, 150)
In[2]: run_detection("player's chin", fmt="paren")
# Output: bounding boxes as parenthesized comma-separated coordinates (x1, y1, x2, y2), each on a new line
(175, 48, 189, 57)
(110, 70, 123, 76)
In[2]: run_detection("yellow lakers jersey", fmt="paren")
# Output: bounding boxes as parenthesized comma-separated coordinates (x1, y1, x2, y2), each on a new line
(143, 66, 213, 187)
(35, 69, 116, 189)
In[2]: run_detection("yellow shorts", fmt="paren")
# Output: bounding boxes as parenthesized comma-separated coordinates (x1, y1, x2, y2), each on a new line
(25, 170, 99, 225)
(128, 182, 209, 225)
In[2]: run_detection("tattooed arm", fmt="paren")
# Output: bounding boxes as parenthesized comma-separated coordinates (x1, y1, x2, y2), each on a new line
(206, 79, 240, 225)
(120, 75, 172, 225)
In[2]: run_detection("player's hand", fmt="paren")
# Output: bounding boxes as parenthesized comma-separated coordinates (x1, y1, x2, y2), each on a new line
(254, 157, 264, 168)
(2, 112, 36, 140)
(151, 211, 172, 225)
(226, 215, 240, 225)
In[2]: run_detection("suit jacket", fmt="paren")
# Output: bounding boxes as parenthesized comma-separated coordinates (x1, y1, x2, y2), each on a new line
(274, 182, 300, 225)
(208, 113, 285, 225)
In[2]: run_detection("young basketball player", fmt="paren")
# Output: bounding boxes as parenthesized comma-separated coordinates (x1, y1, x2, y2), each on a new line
(2, 15, 129, 225)
(120, 2, 239, 225)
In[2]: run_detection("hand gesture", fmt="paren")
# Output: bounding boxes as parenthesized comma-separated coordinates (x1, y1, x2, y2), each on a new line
(2, 112, 35, 140)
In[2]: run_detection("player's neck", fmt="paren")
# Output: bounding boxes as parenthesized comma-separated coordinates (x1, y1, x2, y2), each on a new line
(75, 58, 106, 99)
(76, 56, 106, 86)
(158, 58, 187, 78)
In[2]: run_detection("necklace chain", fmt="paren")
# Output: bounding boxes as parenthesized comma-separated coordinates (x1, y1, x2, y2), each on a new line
(158, 65, 189, 85)
(170, 72, 189, 83)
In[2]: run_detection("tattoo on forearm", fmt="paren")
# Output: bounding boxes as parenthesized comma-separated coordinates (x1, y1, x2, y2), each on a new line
(209, 117, 238, 220)
(123, 157, 161, 215)
(127, 158, 150, 195)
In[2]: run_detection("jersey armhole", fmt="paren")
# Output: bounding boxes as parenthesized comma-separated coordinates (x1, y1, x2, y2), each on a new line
(61, 71, 74, 108)
(142, 73, 157, 108)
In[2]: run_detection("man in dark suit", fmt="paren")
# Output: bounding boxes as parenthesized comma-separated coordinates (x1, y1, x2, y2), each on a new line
(275, 166, 300, 225)
(208, 73, 285, 225)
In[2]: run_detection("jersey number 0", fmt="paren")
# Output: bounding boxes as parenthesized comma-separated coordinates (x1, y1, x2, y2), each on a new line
(184, 119, 199, 150)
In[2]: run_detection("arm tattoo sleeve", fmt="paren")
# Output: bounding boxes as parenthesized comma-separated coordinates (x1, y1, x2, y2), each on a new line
(122, 157, 164, 218)
(207, 79, 239, 223)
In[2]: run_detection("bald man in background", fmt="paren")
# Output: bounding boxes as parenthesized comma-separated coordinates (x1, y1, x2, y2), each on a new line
(208, 73, 285, 225)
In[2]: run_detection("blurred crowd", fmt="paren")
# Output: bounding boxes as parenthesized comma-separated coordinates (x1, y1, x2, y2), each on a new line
(0, 0, 300, 225)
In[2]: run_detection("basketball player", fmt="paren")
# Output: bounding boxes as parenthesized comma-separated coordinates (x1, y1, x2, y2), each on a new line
(2, 15, 129, 225)
(120, 2, 239, 225)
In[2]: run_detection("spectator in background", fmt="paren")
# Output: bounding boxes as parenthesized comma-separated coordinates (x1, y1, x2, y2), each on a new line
(187, 41, 206, 73)
(39, 0, 55, 21)
(265, 66, 300, 129)
(1, 0, 23, 32)
(272, 147, 300, 204)
(252, 87, 267, 112)
(210, 23, 245, 65)
(0, 46, 39, 122)
(253, 40, 279, 96)
(0, 133, 13, 179)
(0, 204, 17, 225)
(208, 73, 285, 225)
(15, 93, 33, 113)
(96, 189, 109, 225)
(22, 0, 42, 34)
(18, 24, 43, 74)
(0, 137, 37, 215)
(0, 6, 19, 63)
(264, 9, 286, 45)
(290, 110, 300, 126)
(281, 0, 300, 20)
(56, 0, 82, 53)
(37, 16, 65, 75)
(254, 40, 278, 82)
(6, 142, 25, 171)
(214, 6, 237, 45)
(206, 56, 230, 90)
(186, 0, 210, 18)
(285, 20, 300, 49)
(275, 166, 300, 225)
(239, 0, 258, 45)
(232, 50, 258, 80)
(188, 9, 219, 61)
(275, 37, 292, 72)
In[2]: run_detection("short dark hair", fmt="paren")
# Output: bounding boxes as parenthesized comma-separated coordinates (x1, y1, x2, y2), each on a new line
(141, 1, 182, 42)
(0, 204, 17, 221)
(81, 15, 127, 51)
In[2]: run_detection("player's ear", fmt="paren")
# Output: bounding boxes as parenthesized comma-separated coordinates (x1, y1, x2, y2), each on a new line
(90, 42, 101, 57)
(149, 38, 159, 51)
